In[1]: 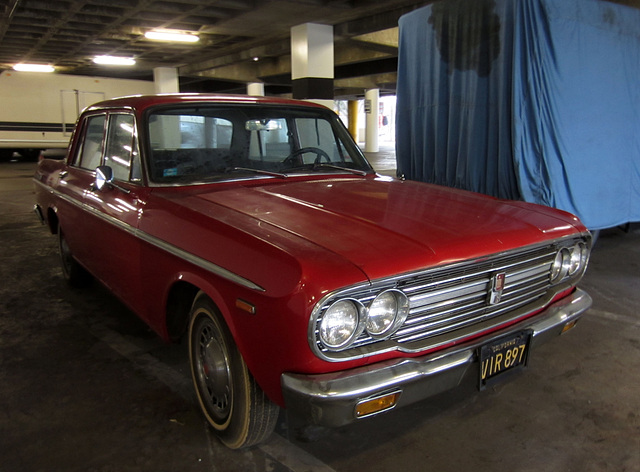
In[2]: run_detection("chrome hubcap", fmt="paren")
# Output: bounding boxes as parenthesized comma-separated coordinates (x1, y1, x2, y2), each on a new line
(195, 319, 231, 422)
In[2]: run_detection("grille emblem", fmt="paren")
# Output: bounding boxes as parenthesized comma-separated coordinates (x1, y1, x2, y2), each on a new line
(488, 272, 506, 305)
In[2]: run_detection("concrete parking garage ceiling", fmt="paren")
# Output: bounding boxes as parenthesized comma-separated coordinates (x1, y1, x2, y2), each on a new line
(1, 0, 638, 98)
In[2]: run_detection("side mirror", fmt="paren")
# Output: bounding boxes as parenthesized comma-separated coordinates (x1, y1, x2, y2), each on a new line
(95, 165, 114, 191)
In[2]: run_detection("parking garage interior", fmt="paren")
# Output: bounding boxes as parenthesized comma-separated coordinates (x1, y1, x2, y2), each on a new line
(1, 0, 639, 471)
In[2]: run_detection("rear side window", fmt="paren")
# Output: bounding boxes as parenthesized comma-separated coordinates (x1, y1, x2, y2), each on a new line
(77, 115, 106, 170)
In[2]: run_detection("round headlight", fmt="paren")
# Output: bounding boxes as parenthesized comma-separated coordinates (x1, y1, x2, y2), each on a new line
(319, 299, 362, 350)
(568, 243, 586, 275)
(551, 248, 570, 283)
(366, 290, 410, 338)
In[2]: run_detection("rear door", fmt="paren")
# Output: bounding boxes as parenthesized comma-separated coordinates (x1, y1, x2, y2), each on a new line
(55, 113, 106, 265)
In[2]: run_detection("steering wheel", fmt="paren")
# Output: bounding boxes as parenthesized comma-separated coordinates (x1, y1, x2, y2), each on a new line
(282, 147, 331, 166)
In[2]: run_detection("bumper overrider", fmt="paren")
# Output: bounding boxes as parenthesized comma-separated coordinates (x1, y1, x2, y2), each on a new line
(281, 288, 591, 427)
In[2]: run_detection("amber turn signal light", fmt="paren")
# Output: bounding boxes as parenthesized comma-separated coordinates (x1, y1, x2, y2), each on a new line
(355, 391, 401, 418)
(562, 319, 578, 333)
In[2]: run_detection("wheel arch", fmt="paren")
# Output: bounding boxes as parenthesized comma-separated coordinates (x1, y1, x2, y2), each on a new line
(163, 273, 239, 344)
(160, 270, 292, 407)
(165, 280, 201, 342)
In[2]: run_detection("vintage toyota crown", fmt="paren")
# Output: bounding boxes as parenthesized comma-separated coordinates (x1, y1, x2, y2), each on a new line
(33, 94, 592, 449)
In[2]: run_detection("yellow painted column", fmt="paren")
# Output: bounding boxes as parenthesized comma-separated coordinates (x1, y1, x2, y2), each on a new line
(348, 100, 358, 142)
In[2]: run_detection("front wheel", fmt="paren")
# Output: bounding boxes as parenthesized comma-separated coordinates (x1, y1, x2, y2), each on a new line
(188, 293, 279, 449)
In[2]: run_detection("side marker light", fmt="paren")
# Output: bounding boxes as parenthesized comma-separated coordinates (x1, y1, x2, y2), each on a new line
(236, 299, 256, 315)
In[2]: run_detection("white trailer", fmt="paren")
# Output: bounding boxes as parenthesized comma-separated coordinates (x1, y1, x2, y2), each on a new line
(0, 70, 155, 160)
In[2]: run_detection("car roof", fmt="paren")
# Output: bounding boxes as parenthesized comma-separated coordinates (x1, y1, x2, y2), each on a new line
(85, 93, 328, 114)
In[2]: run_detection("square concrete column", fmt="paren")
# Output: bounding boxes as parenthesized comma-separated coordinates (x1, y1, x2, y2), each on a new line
(291, 23, 334, 108)
(153, 67, 179, 94)
(247, 82, 265, 96)
(365, 88, 379, 152)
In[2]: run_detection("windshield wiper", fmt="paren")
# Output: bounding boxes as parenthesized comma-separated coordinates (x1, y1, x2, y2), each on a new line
(227, 167, 288, 179)
(311, 163, 370, 176)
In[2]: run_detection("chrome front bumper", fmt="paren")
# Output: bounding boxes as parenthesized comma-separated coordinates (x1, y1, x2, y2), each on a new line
(281, 288, 592, 427)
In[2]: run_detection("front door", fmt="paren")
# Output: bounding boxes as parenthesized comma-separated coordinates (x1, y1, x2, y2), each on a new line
(77, 112, 146, 313)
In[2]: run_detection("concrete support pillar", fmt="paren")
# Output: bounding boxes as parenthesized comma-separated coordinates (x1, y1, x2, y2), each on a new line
(153, 67, 179, 94)
(247, 82, 265, 96)
(291, 23, 334, 108)
(348, 100, 359, 142)
(365, 88, 379, 152)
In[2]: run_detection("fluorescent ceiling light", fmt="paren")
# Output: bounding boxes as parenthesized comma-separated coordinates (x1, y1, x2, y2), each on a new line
(93, 55, 136, 66)
(13, 64, 55, 72)
(144, 30, 199, 43)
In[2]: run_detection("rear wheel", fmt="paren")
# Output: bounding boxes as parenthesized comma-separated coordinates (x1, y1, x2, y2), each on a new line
(188, 293, 279, 449)
(58, 228, 91, 288)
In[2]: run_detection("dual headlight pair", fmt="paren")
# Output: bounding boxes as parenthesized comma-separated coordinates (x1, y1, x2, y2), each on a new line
(318, 240, 589, 353)
(550, 242, 589, 284)
(318, 289, 410, 351)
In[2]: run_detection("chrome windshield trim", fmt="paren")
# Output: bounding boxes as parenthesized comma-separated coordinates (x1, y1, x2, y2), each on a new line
(46, 185, 265, 292)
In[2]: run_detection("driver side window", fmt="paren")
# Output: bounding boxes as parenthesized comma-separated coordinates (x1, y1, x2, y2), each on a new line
(104, 114, 137, 182)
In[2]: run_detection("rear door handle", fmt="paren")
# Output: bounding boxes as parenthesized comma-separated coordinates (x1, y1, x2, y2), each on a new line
(59, 170, 69, 179)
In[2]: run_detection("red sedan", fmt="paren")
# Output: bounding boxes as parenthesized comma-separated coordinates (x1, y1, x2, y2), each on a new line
(33, 94, 591, 449)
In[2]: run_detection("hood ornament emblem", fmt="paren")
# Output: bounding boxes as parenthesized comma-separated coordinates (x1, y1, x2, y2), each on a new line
(488, 272, 506, 305)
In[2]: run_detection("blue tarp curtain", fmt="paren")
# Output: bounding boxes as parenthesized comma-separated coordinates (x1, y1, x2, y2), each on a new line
(396, 0, 640, 230)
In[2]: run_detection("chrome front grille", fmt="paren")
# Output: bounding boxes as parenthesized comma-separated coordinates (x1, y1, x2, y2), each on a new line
(313, 242, 570, 360)
(392, 247, 555, 344)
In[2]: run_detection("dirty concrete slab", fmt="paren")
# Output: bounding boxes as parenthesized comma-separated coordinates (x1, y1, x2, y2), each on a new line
(1, 161, 638, 472)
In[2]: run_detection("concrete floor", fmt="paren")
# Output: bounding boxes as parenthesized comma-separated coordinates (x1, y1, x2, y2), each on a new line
(1, 157, 638, 472)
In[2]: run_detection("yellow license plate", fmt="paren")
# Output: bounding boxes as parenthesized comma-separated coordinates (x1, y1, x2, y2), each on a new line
(479, 330, 531, 390)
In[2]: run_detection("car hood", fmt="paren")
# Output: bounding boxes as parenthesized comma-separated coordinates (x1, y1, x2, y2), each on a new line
(178, 176, 584, 281)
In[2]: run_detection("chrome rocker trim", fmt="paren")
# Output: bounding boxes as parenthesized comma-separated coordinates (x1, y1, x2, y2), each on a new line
(282, 288, 591, 427)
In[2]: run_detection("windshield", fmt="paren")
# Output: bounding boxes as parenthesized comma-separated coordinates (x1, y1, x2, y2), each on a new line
(146, 104, 373, 184)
